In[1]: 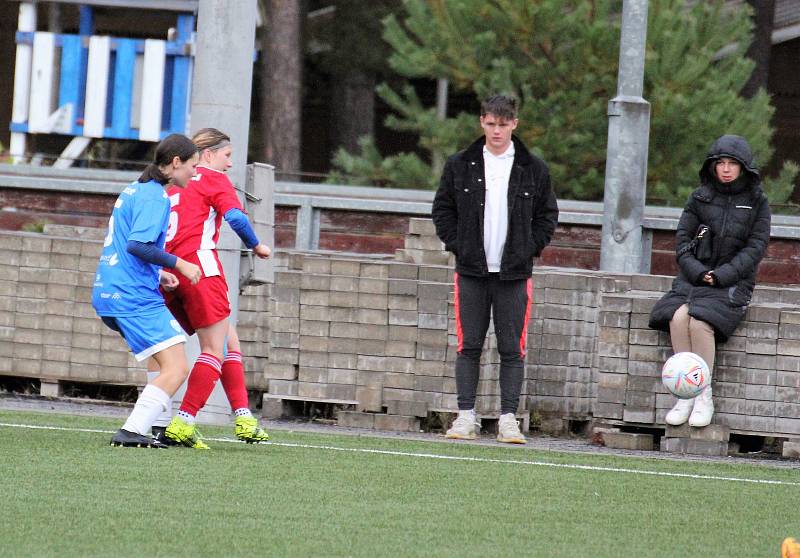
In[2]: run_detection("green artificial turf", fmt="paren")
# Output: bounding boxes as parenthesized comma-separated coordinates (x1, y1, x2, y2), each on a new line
(0, 410, 797, 558)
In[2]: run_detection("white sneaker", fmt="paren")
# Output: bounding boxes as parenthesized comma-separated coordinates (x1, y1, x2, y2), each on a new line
(665, 397, 695, 426)
(497, 413, 526, 444)
(688, 387, 714, 427)
(445, 410, 479, 440)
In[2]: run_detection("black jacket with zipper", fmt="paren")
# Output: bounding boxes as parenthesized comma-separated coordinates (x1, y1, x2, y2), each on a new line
(431, 135, 559, 280)
(649, 135, 771, 342)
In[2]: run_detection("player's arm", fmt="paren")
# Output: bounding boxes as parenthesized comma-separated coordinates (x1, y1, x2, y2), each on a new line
(126, 240, 201, 284)
(224, 208, 270, 259)
(127, 240, 177, 268)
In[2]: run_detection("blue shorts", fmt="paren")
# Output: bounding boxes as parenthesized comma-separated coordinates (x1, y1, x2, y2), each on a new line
(101, 307, 186, 362)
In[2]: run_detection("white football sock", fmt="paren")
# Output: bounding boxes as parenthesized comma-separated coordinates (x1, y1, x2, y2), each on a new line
(147, 371, 173, 428)
(234, 408, 252, 418)
(122, 384, 171, 436)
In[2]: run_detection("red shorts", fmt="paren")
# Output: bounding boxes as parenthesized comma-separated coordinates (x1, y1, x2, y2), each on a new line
(162, 273, 231, 335)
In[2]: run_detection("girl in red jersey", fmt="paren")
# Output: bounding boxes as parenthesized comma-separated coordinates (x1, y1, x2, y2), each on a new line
(159, 128, 271, 449)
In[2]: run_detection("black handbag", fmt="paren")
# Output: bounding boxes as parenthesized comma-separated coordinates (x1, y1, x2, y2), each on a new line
(677, 224, 713, 261)
(693, 224, 713, 261)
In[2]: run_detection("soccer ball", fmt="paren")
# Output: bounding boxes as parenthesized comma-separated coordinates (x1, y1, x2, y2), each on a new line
(661, 352, 710, 399)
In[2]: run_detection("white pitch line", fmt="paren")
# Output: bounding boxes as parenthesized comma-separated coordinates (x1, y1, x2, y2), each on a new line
(2, 421, 798, 487)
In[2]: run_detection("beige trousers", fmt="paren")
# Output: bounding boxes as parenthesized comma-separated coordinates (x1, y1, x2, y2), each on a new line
(668, 304, 716, 371)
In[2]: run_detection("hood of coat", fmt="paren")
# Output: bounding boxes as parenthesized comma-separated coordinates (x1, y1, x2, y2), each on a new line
(699, 135, 760, 186)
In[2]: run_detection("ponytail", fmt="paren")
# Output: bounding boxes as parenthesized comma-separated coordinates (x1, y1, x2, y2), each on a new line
(138, 134, 198, 185)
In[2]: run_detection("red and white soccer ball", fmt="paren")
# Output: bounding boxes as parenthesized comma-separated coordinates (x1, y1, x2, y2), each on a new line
(661, 352, 710, 399)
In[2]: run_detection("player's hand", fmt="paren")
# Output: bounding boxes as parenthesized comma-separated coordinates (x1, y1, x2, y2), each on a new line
(159, 270, 180, 291)
(176, 258, 202, 285)
(253, 243, 271, 259)
(703, 272, 715, 286)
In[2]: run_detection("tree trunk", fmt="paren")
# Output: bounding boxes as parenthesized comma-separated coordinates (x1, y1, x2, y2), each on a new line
(260, 0, 303, 177)
(331, 70, 375, 156)
(741, 0, 775, 99)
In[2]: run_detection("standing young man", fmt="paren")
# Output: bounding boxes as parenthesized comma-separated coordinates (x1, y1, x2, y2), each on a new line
(432, 95, 558, 443)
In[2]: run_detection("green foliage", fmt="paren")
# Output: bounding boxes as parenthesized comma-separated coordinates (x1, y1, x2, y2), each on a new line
(328, 136, 432, 188)
(763, 160, 800, 214)
(332, 0, 792, 206)
(21, 219, 49, 233)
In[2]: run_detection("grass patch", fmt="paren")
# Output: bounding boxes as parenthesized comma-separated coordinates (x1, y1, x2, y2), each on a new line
(0, 410, 797, 557)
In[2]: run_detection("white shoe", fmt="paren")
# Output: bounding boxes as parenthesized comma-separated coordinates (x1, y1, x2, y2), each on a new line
(497, 413, 526, 444)
(445, 410, 478, 440)
(665, 397, 695, 426)
(688, 387, 714, 427)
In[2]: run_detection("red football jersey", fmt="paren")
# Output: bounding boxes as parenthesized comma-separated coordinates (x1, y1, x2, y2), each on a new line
(165, 165, 243, 275)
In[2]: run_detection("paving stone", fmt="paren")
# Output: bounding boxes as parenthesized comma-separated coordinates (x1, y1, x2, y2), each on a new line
(418, 267, 451, 284)
(337, 411, 375, 429)
(661, 437, 729, 456)
(264, 362, 298, 380)
(360, 263, 389, 279)
(386, 400, 429, 418)
(602, 432, 654, 451)
(268, 379, 299, 396)
(330, 260, 361, 276)
(388, 295, 418, 311)
(385, 340, 416, 358)
(270, 348, 299, 365)
(358, 278, 388, 295)
(664, 424, 730, 442)
(623, 407, 654, 424)
(271, 332, 300, 349)
(301, 274, 331, 291)
(326, 368, 356, 385)
(328, 322, 359, 339)
(387, 263, 418, 280)
(597, 387, 626, 404)
(781, 441, 800, 458)
(327, 352, 358, 369)
(356, 387, 383, 412)
(373, 414, 421, 432)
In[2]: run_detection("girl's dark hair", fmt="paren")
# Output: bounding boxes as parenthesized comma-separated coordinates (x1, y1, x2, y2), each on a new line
(138, 133, 198, 185)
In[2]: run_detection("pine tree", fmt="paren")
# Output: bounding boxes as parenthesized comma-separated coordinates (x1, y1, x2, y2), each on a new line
(331, 0, 796, 207)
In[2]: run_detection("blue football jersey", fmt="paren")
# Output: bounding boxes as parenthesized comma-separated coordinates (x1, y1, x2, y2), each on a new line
(92, 180, 171, 316)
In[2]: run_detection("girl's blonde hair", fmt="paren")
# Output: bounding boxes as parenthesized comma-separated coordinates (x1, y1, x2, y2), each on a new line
(192, 128, 230, 151)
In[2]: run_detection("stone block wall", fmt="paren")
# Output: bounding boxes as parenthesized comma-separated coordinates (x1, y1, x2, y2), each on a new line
(0, 231, 147, 387)
(594, 285, 800, 436)
(3, 218, 800, 438)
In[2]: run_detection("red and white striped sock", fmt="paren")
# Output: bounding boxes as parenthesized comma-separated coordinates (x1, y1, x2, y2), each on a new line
(221, 351, 250, 415)
(178, 353, 222, 417)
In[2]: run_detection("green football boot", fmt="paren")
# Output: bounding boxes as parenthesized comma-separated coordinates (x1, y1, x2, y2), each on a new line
(234, 416, 270, 444)
(165, 416, 210, 450)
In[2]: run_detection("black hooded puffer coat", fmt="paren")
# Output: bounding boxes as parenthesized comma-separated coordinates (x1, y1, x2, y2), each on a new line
(649, 135, 771, 342)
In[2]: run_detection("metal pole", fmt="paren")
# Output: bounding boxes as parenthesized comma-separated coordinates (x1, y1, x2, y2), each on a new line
(432, 77, 449, 176)
(599, 0, 651, 273)
(181, 0, 258, 424)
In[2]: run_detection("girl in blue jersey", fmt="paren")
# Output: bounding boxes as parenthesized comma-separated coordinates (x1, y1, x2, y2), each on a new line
(93, 134, 202, 448)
